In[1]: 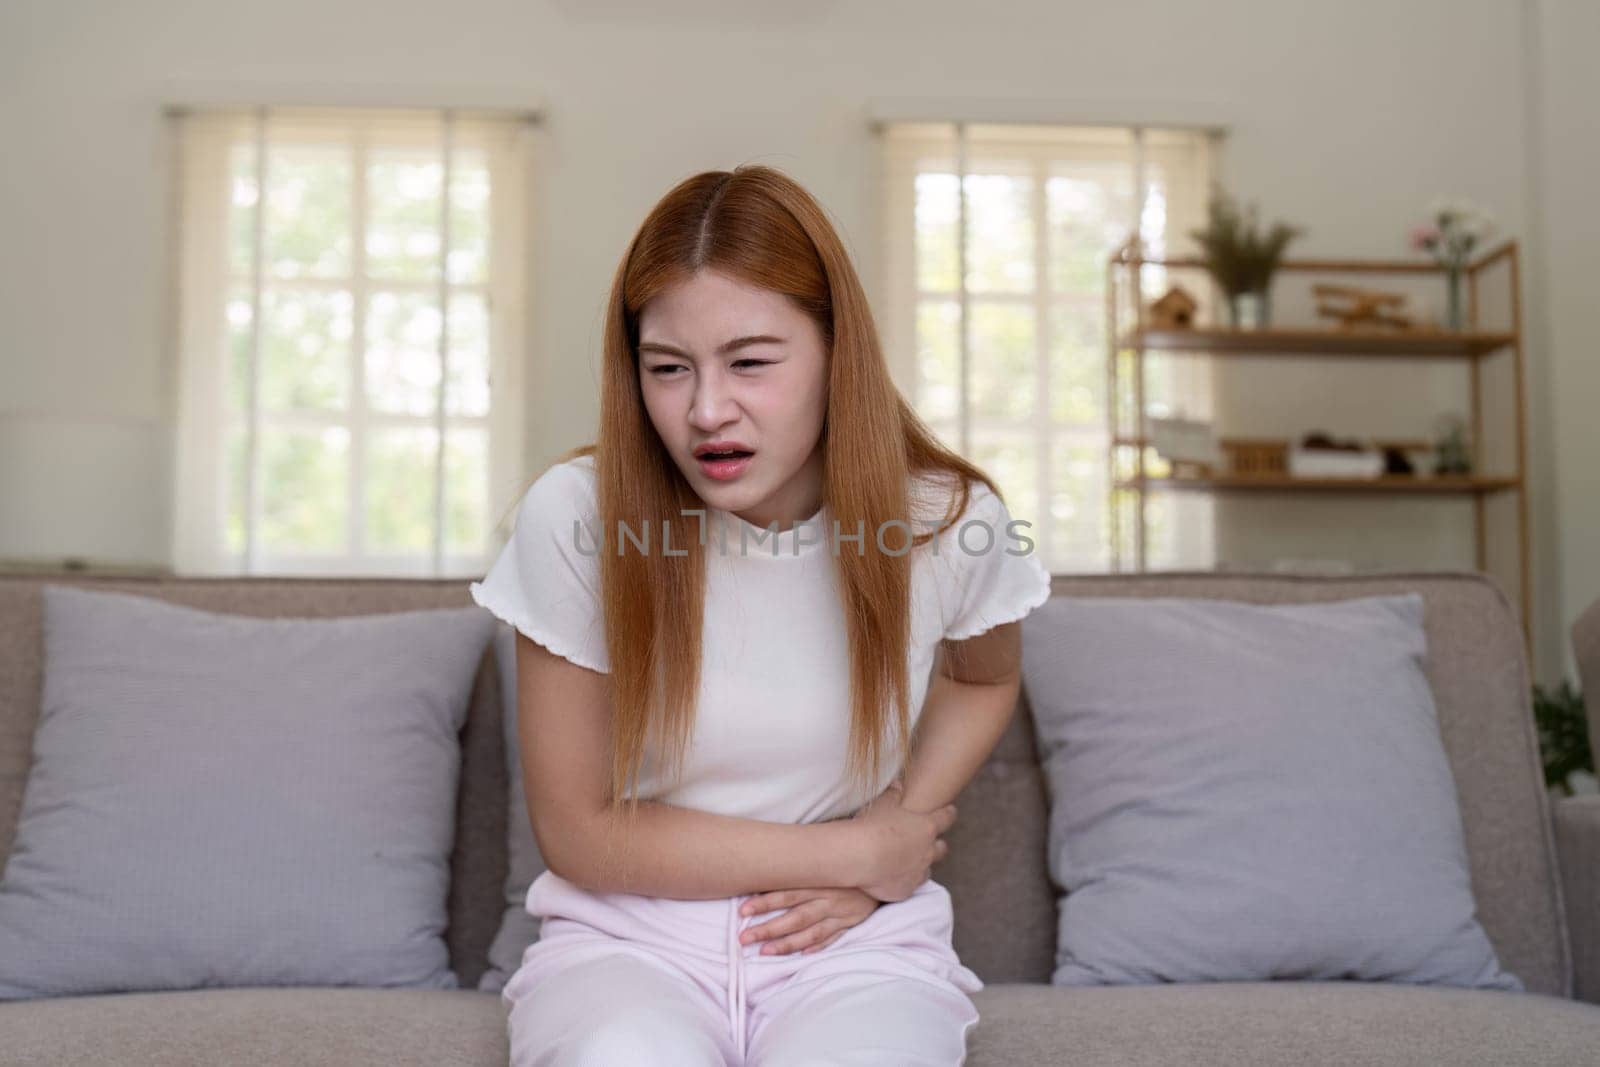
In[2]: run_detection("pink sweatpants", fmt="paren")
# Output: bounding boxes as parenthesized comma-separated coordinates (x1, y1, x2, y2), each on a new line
(502, 870, 984, 1066)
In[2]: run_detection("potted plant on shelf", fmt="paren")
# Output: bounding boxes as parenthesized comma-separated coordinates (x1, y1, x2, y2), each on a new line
(1189, 187, 1304, 330)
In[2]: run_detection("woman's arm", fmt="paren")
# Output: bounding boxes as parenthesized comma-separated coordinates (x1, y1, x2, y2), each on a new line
(546, 798, 869, 901)
(898, 620, 1023, 814)
(515, 633, 868, 899)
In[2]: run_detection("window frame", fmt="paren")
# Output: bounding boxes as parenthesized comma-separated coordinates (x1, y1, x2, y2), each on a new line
(876, 120, 1221, 573)
(168, 104, 535, 577)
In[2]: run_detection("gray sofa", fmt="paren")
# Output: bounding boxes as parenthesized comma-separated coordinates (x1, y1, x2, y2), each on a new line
(3, 569, 1600, 1065)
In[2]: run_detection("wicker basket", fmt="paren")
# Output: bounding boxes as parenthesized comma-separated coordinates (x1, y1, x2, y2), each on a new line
(1219, 438, 1289, 476)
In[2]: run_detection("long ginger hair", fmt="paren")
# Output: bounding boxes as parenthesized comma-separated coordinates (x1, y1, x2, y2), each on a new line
(512, 165, 1001, 886)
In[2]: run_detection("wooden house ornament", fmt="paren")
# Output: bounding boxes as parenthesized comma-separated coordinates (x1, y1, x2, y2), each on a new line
(1148, 285, 1198, 329)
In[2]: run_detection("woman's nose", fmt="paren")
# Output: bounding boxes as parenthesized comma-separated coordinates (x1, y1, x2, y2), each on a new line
(689, 372, 738, 430)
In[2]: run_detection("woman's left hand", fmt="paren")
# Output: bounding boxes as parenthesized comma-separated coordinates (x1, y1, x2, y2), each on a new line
(737, 886, 882, 956)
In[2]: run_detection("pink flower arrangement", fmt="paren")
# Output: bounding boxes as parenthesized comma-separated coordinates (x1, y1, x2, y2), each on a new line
(1409, 198, 1494, 270)
(1409, 225, 1442, 253)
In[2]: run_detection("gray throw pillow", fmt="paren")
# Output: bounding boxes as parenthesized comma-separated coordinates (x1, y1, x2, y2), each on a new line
(478, 623, 550, 993)
(0, 585, 498, 1001)
(1021, 592, 1523, 991)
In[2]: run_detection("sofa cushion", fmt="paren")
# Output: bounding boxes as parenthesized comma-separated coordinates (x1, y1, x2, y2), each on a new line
(965, 981, 1600, 1066)
(5, 981, 1595, 1067)
(0, 987, 507, 1067)
(0, 586, 497, 1000)
(1022, 592, 1521, 990)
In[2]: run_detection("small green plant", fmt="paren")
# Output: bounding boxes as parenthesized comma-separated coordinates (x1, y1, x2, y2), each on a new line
(1533, 679, 1592, 794)
(1189, 186, 1304, 297)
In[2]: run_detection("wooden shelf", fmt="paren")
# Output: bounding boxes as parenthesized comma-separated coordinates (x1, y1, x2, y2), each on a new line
(1115, 474, 1521, 494)
(1107, 239, 1531, 657)
(1124, 327, 1514, 358)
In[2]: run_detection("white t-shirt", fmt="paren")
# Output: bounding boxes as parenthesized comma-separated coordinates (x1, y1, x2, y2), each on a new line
(469, 453, 1050, 824)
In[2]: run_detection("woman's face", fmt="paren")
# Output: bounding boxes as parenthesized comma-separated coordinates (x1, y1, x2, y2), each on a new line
(636, 268, 829, 533)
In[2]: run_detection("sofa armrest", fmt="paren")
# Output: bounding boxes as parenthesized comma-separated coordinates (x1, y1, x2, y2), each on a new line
(1555, 794, 1600, 1004)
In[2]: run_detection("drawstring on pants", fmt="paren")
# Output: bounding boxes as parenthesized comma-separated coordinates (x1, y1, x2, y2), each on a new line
(726, 896, 748, 1060)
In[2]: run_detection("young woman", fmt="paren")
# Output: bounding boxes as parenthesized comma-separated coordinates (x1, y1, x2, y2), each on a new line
(470, 165, 1052, 1066)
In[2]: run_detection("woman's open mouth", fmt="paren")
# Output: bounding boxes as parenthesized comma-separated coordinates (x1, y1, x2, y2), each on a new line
(696, 450, 754, 481)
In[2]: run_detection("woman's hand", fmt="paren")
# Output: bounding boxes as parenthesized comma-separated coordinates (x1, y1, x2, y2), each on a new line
(737, 886, 883, 956)
(851, 779, 957, 904)
(734, 780, 954, 957)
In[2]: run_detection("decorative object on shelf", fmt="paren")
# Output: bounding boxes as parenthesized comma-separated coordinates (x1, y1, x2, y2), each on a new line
(1431, 413, 1473, 475)
(1533, 679, 1594, 797)
(1381, 445, 1417, 475)
(1147, 285, 1199, 329)
(1409, 198, 1495, 331)
(1287, 430, 1385, 479)
(1230, 292, 1267, 330)
(1148, 414, 1222, 476)
(1208, 437, 1424, 480)
(1189, 186, 1305, 330)
(1313, 283, 1414, 331)
(1220, 438, 1288, 477)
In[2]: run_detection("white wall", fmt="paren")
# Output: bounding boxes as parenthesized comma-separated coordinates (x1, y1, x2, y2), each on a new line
(1528, 0, 1600, 683)
(0, 0, 1593, 682)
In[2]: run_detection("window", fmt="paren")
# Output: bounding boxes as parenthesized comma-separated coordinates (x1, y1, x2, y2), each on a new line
(168, 106, 534, 576)
(876, 122, 1220, 573)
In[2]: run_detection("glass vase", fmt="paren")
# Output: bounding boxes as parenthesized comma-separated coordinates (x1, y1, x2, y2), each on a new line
(1444, 265, 1465, 332)
(1228, 291, 1269, 330)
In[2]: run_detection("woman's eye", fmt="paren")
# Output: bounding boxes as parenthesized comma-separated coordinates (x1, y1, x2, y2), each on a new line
(647, 359, 770, 377)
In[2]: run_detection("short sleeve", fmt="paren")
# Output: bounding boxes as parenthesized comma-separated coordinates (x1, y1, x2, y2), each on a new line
(939, 481, 1052, 642)
(468, 459, 610, 674)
